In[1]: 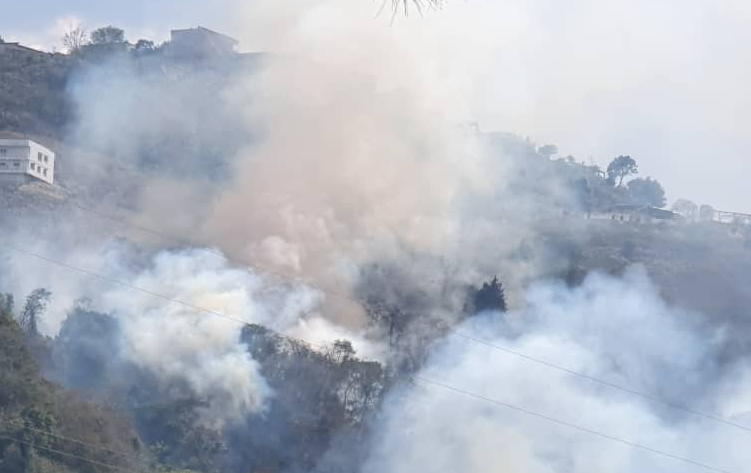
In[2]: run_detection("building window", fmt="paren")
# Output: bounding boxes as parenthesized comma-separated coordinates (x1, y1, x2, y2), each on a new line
(0, 162, 6, 167)
(0, 148, 6, 155)
(44, 155, 49, 163)
(13, 161, 20, 167)
(30, 163, 36, 170)
(43, 169, 47, 176)
(38, 152, 43, 161)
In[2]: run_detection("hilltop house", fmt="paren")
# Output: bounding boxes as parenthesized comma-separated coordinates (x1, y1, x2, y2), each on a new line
(0, 42, 47, 61)
(168, 27, 238, 58)
(589, 204, 682, 224)
(0, 139, 55, 184)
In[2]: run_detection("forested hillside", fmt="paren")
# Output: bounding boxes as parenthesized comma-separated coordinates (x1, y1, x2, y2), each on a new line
(2, 15, 751, 473)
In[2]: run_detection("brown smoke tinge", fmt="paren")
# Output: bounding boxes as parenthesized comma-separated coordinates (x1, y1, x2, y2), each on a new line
(67, 0, 564, 331)
(126, 10, 504, 326)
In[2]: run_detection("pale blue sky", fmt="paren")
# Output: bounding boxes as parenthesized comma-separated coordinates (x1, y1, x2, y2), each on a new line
(3, 0, 239, 50)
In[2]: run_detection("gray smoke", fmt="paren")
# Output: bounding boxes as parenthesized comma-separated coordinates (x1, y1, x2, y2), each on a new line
(362, 267, 751, 473)
(4, 2, 751, 469)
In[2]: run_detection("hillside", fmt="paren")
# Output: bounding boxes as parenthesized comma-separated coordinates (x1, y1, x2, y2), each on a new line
(2, 19, 751, 473)
(0, 50, 74, 138)
(0, 299, 146, 473)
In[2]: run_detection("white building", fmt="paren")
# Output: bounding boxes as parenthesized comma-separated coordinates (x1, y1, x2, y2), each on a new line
(0, 139, 55, 184)
(168, 27, 238, 58)
(588, 204, 682, 224)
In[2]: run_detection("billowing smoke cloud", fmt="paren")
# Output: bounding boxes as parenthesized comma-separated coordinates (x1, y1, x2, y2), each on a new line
(1, 239, 386, 426)
(62, 20, 573, 328)
(361, 267, 751, 473)
(4, 2, 751, 471)
(99, 248, 316, 425)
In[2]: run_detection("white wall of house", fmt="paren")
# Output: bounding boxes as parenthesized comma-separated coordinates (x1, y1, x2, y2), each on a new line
(0, 139, 55, 184)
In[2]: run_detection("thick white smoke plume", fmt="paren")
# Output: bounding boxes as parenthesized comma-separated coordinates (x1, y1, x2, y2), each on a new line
(100, 248, 319, 425)
(1, 242, 385, 425)
(362, 267, 751, 473)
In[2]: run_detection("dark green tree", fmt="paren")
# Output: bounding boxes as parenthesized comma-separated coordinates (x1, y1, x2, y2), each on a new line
(134, 39, 155, 54)
(627, 177, 666, 208)
(90, 26, 125, 44)
(471, 276, 507, 313)
(606, 155, 638, 187)
(20, 288, 51, 336)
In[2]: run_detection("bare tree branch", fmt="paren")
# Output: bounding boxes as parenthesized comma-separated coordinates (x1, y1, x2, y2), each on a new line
(61, 26, 89, 53)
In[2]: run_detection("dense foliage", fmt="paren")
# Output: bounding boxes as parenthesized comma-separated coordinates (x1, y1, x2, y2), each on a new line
(0, 296, 146, 473)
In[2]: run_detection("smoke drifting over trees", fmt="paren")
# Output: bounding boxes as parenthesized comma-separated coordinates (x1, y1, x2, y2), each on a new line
(2, 1, 751, 473)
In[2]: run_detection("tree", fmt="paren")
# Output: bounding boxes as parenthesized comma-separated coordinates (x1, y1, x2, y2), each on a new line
(20, 288, 51, 336)
(699, 204, 716, 222)
(328, 340, 356, 364)
(134, 39, 156, 54)
(672, 199, 699, 220)
(606, 155, 638, 187)
(469, 276, 507, 314)
(627, 177, 666, 208)
(90, 26, 125, 45)
(0, 293, 13, 314)
(61, 26, 89, 53)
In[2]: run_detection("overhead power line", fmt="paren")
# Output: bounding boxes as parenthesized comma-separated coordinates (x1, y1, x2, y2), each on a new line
(0, 212, 742, 473)
(0, 375, 736, 473)
(447, 329, 751, 434)
(68, 200, 357, 302)
(415, 376, 735, 473)
(11, 197, 751, 434)
(5, 244, 330, 354)
(0, 433, 142, 473)
(1, 417, 145, 462)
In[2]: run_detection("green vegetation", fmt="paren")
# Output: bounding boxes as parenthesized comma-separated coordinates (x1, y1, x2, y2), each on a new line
(627, 177, 666, 208)
(0, 50, 74, 137)
(606, 155, 638, 187)
(0, 295, 146, 473)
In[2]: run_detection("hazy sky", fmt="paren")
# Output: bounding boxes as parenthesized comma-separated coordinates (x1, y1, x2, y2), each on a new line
(4, 0, 751, 212)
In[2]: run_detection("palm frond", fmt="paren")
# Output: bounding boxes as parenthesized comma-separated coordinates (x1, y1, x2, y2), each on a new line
(380, 0, 444, 17)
